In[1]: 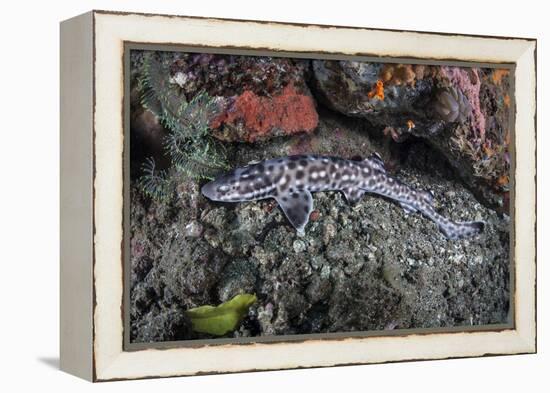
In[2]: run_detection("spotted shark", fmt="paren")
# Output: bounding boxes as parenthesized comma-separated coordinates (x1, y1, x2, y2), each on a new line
(201, 154, 484, 240)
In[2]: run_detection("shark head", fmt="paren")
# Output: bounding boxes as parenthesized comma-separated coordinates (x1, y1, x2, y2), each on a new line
(201, 170, 245, 202)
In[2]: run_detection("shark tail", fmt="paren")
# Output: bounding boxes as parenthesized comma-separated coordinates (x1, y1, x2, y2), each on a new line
(438, 220, 485, 240)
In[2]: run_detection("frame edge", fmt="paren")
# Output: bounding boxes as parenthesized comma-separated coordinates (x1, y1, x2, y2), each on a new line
(60, 11, 95, 382)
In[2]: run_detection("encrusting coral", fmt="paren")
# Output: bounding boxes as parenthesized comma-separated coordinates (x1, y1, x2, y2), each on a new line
(438, 66, 485, 139)
(379, 63, 431, 87)
(210, 83, 319, 143)
(440, 67, 512, 195)
(367, 80, 385, 100)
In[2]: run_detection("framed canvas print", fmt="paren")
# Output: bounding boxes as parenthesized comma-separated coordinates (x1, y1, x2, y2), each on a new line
(60, 10, 537, 382)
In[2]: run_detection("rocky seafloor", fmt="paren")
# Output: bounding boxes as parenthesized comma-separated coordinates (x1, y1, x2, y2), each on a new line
(129, 52, 511, 343)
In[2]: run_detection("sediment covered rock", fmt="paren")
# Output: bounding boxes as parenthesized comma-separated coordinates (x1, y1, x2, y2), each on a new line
(130, 112, 510, 342)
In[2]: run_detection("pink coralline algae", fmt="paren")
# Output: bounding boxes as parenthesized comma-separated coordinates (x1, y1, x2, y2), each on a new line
(440, 66, 486, 140)
(211, 84, 319, 143)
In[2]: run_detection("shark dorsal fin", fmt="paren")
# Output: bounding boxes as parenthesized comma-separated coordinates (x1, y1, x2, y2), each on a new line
(368, 152, 386, 172)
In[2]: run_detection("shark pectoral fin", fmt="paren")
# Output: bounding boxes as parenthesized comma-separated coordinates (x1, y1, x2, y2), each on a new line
(276, 190, 313, 234)
(399, 201, 417, 215)
(342, 188, 366, 205)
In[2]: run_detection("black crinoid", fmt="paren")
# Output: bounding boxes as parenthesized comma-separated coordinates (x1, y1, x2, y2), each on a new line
(137, 51, 229, 202)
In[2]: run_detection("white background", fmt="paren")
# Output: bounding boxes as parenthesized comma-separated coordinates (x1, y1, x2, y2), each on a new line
(0, 0, 546, 391)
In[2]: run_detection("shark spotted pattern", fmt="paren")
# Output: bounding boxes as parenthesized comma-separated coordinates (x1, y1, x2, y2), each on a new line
(201, 154, 485, 240)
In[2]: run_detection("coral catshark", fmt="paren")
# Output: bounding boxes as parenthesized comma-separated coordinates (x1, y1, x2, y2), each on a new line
(201, 154, 484, 240)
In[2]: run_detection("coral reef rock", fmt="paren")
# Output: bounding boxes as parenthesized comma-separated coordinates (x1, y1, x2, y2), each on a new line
(312, 60, 439, 134)
(312, 60, 511, 209)
(131, 50, 319, 145)
(168, 52, 319, 142)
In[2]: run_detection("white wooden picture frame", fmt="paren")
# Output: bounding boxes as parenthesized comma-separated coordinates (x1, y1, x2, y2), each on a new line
(60, 10, 536, 382)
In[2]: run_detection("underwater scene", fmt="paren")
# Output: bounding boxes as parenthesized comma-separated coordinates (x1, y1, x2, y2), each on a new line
(128, 49, 512, 343)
